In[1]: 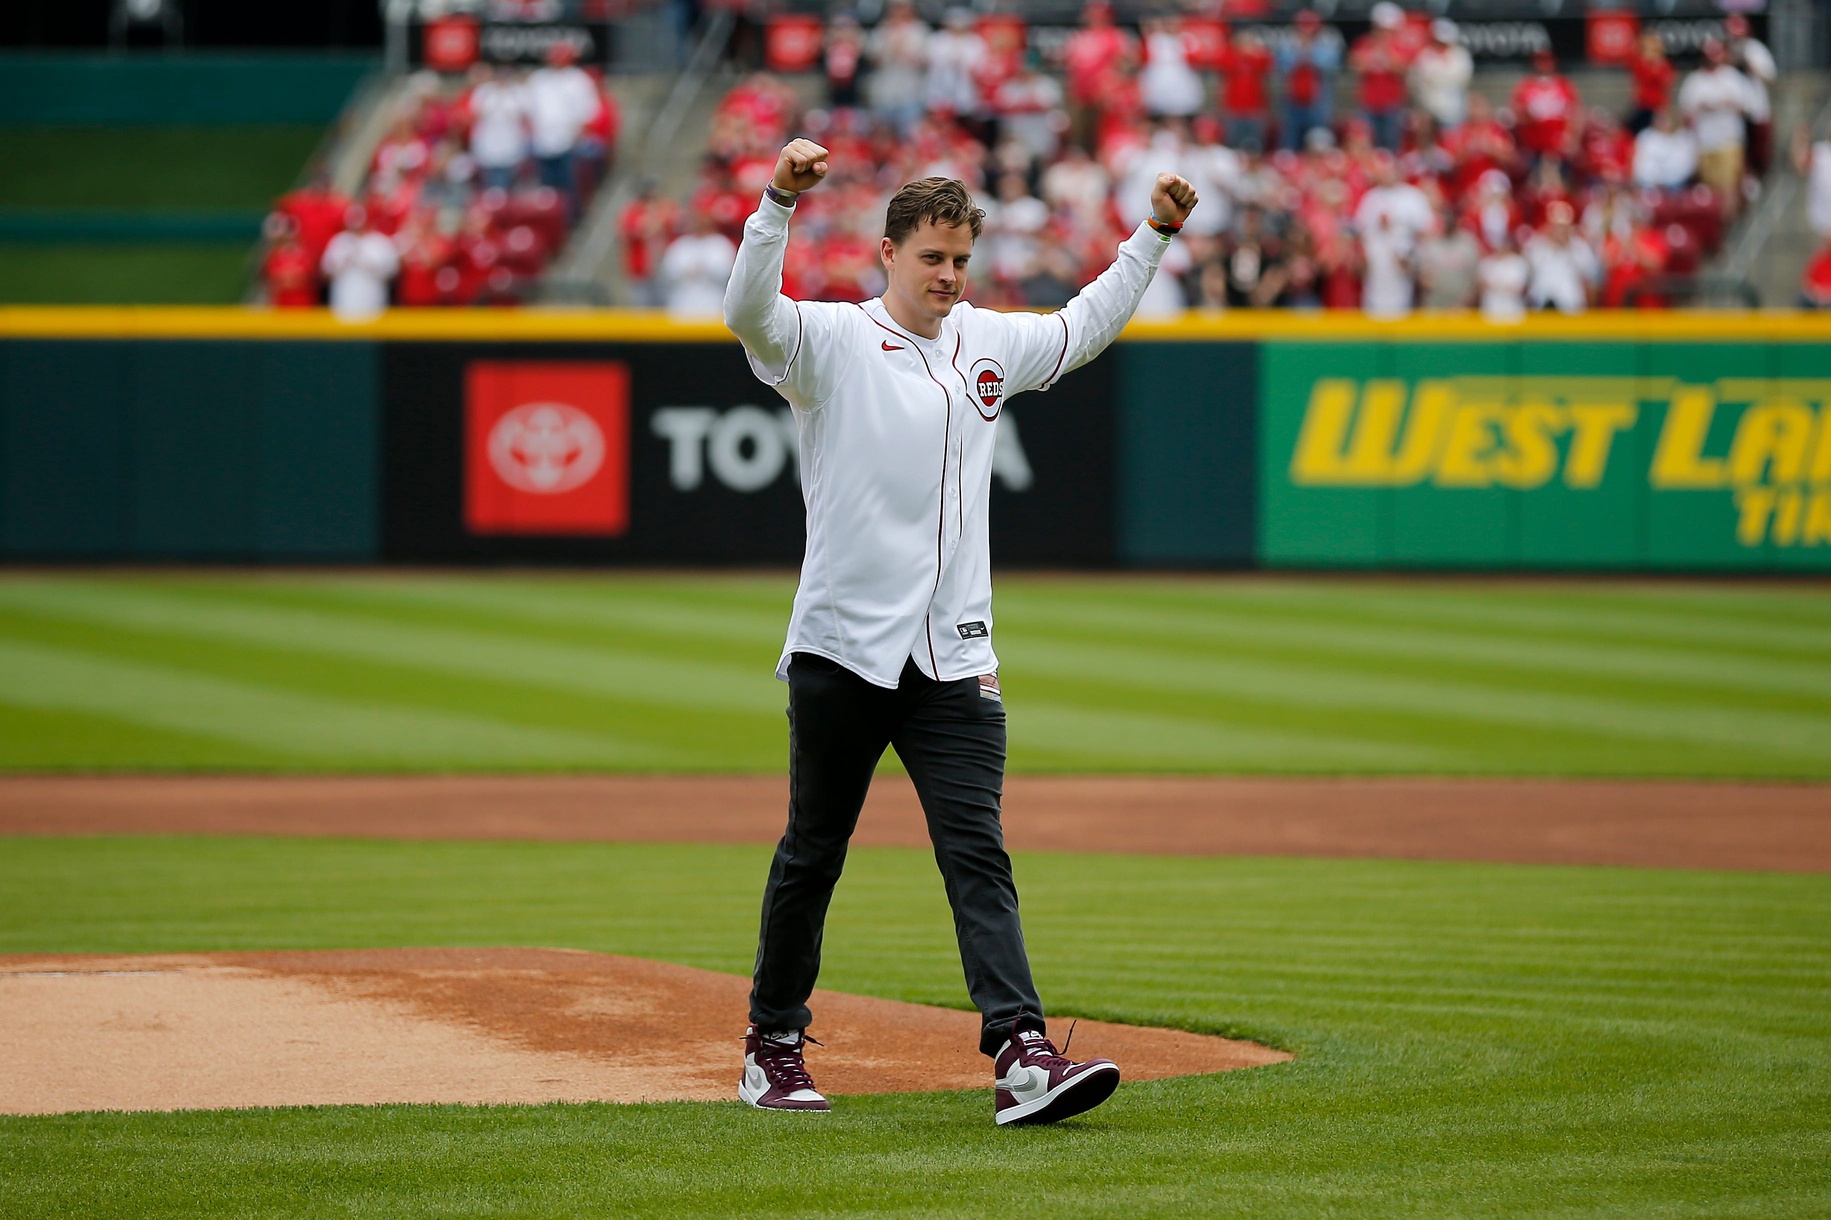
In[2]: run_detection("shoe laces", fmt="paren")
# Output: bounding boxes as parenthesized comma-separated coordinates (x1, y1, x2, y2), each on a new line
(753, 1033, 822, 1092)
(1015, 1023, 1075, 1070)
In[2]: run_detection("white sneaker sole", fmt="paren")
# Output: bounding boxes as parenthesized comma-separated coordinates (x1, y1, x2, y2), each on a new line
(995, 1062, 1120, 1126)
(738, 1077, 831, 1111)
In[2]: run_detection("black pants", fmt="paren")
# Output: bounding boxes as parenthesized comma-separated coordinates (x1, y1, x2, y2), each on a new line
(749, 653, 1045, 1057)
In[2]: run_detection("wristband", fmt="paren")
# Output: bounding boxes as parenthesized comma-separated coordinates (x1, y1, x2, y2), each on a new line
(1147, 214, 1182, 236)
(764, 184, 800, 208)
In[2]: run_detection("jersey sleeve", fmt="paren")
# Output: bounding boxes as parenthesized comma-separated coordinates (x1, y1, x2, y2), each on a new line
(996, 219, 1171, 397)
(722, 193, 844, 410)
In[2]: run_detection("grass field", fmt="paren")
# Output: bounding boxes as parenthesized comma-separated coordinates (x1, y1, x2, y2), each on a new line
(0, 125, 322, 303)
(1, 835, 1827, 1216)
(0, 244, 256, 304)
(0, 127, 325, 210)
(3, 572, 1827, 1215)
(0, 571, 1827, 777)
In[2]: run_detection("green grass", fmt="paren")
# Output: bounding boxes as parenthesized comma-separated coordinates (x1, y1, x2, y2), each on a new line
(0, 124, 322, 302)
(0, 572, 1827, 777)
(0, 835, 1826, 1216)
(0, 126, 325, 210)
(0, 243, 253, 303)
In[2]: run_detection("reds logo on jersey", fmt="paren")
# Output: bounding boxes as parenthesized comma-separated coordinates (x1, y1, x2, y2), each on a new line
(968, 357, 1005, 419)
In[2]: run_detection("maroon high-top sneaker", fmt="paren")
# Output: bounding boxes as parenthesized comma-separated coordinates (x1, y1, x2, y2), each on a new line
(993, 1026, 1119, 1126)
(739, 1025, 831, 1112)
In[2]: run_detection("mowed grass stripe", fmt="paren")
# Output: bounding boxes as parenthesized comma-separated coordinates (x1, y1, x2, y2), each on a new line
(1001, 634, 1831, 763)
(1, 572, 1827, 777)
(1004, 589, 1831, 706)
(1143, 580, 1831, 660)
(0, 579, 786, 717)
(261, 573, 794, 648)
(0, 639, 642, 766)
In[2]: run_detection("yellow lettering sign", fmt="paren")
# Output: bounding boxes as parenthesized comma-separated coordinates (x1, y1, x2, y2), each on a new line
(1649, 387, 1726, 489)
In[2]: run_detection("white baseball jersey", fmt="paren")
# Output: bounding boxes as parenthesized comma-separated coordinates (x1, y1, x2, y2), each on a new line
(724, 192, 1170, 689)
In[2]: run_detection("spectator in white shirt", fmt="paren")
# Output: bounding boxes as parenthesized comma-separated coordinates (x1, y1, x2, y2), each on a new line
(979, 172, 1050, 284)
(659, 212, 738, 318)
(1792, 124, 1831, 240)
(989, 52, 1066, 165)
(525, 43, 601, 220)
(867, 0, 930, 136)
(923, 9, 987, 118)
(1409, 20, 1473, 130)
(1523, 200, 1598, 314)
(1478, 231, 1529, 323)
(1633, 107, 1698, 192)
(1354, 157, 1435, 317)
(1182, 116, 1241, 237)
(1041, 142, 1111, 229)
(321, 206, 399, 323)
(1725, 13, 1776, 173)
(1678, 40, 1754, 217)
(468, 65, 530, 194)
(1138, 17, 1204, 119)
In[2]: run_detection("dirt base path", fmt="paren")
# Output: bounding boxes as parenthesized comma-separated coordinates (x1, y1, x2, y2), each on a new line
(2, 775, 1828, 871)
(0, 948, 1287, 1116)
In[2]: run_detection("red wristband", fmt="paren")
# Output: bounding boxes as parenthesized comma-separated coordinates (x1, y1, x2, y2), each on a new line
(1147, 214, 1182, 236)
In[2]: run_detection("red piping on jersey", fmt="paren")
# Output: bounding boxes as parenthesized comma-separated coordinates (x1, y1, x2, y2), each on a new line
(784, 301, 805, 380)
(1044, 312, 1069, 389)
(853, 302, 952, 678)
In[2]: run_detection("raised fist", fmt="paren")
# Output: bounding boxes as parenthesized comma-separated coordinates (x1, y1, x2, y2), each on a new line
(773, 139, 831, 194)
(1151, 173, 1199, 226)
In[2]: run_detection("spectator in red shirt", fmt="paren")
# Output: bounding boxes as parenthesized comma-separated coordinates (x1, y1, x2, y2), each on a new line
(261, 216, 320, 308)
(1627, 32, 1675, 134)
(1060, 0, 1136, 152)
(1802, 237, 1831, 308)
(1216, 29, 1274, 154)
(272, 171, 352, 271)
(619, 178, 680, 307)
(1351, 2, 1412, 151)
(826, 13, 867, 108)
(1577, 107, 1634, 185)
(1442, 93, 1518, 200)
(1277, 10, 1341, 152)
(576, 71, 619, 204)
(396, 214, 458, 308)
(1511, 51, 1581, 166)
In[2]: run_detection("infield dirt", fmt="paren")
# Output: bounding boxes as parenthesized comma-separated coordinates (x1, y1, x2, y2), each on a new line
(0, 948, 1288, 1116)
(3, 774, 1827, 871)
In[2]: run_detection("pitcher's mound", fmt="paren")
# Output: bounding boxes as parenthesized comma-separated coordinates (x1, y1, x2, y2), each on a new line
(0, 948, 1289, 1115)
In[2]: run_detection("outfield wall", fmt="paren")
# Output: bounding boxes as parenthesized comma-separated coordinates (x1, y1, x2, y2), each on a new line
(3, 309, 1829, 571)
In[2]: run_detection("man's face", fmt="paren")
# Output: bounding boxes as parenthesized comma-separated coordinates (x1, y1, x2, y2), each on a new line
(882, 220, 974, 322)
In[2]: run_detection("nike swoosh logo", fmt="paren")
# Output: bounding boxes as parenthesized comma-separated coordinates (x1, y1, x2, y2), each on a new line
(881, 341, 904, 351)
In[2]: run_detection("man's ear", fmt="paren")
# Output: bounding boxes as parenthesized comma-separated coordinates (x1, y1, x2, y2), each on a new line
(880, 236, 895, 269)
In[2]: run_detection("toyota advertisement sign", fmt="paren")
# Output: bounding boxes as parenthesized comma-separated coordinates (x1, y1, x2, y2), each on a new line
(381, 342, 1114, 565)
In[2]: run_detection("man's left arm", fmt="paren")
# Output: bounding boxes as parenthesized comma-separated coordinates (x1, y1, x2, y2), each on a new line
(1002, 172, 1197, 395)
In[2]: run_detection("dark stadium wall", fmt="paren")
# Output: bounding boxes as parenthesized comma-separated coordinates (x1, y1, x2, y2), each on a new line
(1114, 342, 1258, 568)
(0, 340, 379, 560)
(0, 53, 376, 124)
(4, 1, 381, 51)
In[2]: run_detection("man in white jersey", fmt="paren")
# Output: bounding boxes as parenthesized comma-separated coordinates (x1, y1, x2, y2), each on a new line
(724, 139, 1197, 1125)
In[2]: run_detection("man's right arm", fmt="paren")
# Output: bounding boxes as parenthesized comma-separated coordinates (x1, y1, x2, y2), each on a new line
(723, 139, 832, 404)
(722, 193, 807, 392)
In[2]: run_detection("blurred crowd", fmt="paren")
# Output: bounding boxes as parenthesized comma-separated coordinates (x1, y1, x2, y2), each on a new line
(261, 43, 620, 319)
(626, 2, 1781, 318)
